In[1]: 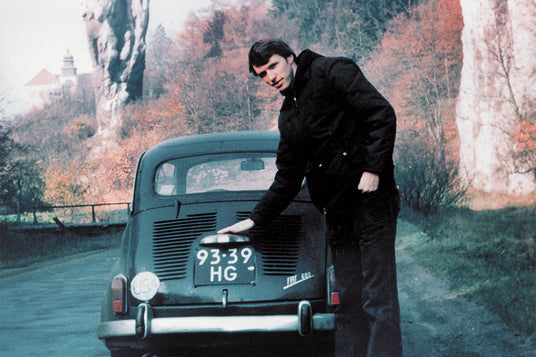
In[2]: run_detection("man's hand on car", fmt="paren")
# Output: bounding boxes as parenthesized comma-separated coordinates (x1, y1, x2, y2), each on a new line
(218, 218, 255, 234)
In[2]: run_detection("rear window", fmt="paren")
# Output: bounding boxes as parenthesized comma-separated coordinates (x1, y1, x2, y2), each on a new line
(154, 153, 277, 196)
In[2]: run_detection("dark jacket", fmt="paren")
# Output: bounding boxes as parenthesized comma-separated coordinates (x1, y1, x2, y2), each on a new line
(250, 50, 397, 225)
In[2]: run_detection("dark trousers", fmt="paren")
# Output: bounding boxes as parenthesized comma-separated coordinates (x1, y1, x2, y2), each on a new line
(326, 187, 402, 357)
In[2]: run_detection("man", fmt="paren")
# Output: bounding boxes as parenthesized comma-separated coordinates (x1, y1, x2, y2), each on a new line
(218, 39, 402, 357)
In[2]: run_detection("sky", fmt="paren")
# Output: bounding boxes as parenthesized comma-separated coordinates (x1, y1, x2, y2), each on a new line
(0, 0, 215, 113)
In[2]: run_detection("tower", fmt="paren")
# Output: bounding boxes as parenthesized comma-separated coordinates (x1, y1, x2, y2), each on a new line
(59, 50, 78, 88)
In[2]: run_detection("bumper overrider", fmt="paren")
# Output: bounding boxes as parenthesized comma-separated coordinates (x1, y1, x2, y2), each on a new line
(98, 301, 335, 340)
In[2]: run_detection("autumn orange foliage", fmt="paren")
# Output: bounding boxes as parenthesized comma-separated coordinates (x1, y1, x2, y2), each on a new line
(365, 0, 463, 162)
(516, 122, 536, 152)
(44, 160, 92, 205)
(32, 0, 481, 206)
(514, 120, 536, 175)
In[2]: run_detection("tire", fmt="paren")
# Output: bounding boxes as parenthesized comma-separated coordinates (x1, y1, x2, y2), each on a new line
(299, 302, 312, 336)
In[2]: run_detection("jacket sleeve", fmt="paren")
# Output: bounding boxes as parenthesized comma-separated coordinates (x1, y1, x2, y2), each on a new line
(325, 58, 396, 175)
(249, 132, 306, 226)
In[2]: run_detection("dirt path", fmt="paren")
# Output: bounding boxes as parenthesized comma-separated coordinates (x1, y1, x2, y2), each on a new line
(396, 221, 535, 357)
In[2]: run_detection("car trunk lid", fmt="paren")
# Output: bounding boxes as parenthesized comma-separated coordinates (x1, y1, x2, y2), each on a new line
(131, 196, 327, 306)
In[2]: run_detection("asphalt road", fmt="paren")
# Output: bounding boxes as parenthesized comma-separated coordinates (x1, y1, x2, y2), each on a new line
(0, 222, 534, 356)
(0, 249, 115, 356)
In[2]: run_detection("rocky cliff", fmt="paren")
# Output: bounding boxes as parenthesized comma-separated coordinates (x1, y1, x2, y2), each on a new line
(456, 0, 535, 195)
(82, 0, 149, 150)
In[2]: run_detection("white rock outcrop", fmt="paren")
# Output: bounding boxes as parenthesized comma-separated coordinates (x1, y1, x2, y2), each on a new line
(82, 0, 150, 150)
(456, 0, 536, 195)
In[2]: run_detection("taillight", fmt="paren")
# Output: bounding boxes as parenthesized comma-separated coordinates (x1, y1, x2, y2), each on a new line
(331, 292, 340, 305)
(327, 266, 340, 306)
(111, 275, 128, 314)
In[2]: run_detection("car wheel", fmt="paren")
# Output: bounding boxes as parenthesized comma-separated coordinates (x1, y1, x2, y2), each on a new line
(299, 301, 313, 336)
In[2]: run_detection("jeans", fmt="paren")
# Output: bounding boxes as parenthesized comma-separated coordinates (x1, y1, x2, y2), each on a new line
(326, 186, 402, 357)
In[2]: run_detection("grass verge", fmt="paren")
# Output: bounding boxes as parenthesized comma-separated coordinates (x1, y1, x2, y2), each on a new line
(399, 204, 536, 344)
(0, 225, 122, 269)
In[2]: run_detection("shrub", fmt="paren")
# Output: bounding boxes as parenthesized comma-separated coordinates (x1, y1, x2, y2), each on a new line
(395, 135, 467, 216)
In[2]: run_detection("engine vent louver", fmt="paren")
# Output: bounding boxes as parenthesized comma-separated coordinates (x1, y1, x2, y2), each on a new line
(153, 213, 217, 281)
(237, 212, 302, 276)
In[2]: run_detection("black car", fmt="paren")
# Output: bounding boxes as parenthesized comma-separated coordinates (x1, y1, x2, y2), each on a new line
(97, 131, 337, 356)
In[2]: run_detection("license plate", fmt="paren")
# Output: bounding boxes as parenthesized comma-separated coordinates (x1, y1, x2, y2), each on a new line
(194, 246, 256, 286)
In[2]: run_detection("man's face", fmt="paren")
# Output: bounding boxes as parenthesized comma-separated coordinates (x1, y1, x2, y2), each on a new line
(252, 54, 295, 92)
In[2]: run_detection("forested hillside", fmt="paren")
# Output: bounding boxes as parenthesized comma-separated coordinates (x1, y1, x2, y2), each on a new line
(0, 0, 522, 212)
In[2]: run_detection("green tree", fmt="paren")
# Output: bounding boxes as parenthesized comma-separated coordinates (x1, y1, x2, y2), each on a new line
(270, 0, 326, 47)
(144, 24, 174, 99)
(271, 0, 415, 62)
(0, 127, 44, 212)
(204, 10, 226, 58)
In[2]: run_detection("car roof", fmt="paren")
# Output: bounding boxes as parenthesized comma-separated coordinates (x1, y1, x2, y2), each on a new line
(132, 131, 281, 214)
(144, 131, 280, 160)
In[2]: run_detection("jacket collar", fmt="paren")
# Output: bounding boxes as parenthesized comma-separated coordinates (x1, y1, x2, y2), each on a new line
(281, 49, 323, 97)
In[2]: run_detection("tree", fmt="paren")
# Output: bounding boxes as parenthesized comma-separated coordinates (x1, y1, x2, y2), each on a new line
(366, 0, 463, 161)
(9, 89, 98, 205)
(0, 127, 44, 212)
(395, 131, 466, 216)
(12, 98, 97, 168)
(144, 24, 174, 99)
(363, 0, 465, 212)
(513, 102, 536, 176)
(85, 85, 189, 202)
(270, 0, 327, 47)
(204, 10, 226, 58)
(43, 159, 91, 205)
(0, 76, 12, 123)
(271, 0, 415, 62)
(169, 1, 291, 134)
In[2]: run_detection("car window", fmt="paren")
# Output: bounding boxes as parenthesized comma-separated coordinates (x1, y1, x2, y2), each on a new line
(154, 162, 178, 195)
(154, 154, 277, 195)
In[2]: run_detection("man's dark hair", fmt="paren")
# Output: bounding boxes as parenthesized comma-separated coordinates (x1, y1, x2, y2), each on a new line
(248, 39, 296, 76)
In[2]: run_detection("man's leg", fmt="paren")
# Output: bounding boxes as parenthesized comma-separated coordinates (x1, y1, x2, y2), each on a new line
(359, 218, 402, 357)
(327, 209, 370, 357)
(331, 239, 369, 356)
(328, 185, 402, 356)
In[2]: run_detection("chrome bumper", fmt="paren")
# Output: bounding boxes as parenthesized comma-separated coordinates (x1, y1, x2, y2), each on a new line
(98, 301, 335, 340)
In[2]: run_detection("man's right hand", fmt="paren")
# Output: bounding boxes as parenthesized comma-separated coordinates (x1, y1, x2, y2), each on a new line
(217, 218, 255, 234)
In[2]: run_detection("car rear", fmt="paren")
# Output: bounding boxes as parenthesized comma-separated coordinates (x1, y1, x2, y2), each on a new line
(98, 132, 336, 355)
